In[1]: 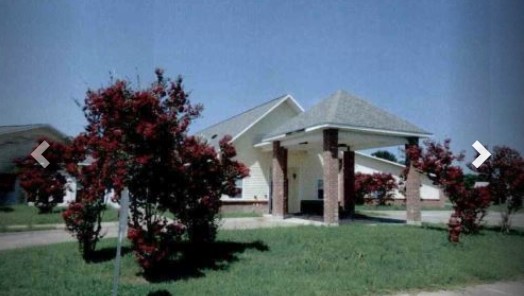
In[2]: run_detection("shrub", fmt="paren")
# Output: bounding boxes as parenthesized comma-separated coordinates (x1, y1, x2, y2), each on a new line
(69, 69, 249, 272)
(15, 139, 68, 213)
(354, 172, 398, 205)
(472, 146, 524, 233)
(406, 139, 491, 241)
(61, 140, 109, 261)
(62, 199, 105, 261)
(127, 220, 185, 273)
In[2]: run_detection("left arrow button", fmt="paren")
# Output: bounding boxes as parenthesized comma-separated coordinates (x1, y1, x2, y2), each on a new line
(31, 141, 50, 168)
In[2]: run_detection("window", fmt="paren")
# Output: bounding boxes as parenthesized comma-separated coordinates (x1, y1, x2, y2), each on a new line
(317, 179, 323, 199)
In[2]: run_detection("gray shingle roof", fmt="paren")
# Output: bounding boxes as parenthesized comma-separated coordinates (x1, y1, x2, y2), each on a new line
(0, 124, 48, 135)
(195, 95, 289, 147)
(264, 90, 430, 139)
(0, 124, 70, 173)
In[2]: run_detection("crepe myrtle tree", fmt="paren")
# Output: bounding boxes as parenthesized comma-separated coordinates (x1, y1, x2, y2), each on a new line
(64, 68, 248, 270)
(405, 139, 491, 241)
(471, 146, 524, 233)
(15, 137, 107, 260)
(15, 139, 68, 213)
(61, 134, 110, 261)
(354, 172, 398, 205)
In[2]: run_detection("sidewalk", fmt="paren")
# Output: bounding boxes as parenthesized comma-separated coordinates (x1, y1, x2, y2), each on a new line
(0, 216, 323, 251)
(362, 211, 524, 228)
(391, 279, 524, 295)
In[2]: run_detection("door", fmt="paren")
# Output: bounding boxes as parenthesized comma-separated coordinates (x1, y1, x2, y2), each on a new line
(287, 167, 300, 213)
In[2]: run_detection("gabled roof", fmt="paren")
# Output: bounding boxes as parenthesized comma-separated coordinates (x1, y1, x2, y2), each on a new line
(0, 124, 70, 173)
(355, 151, 405, 169)
(196, 94, 303, 147)
(0, 124, 48, 135)
(263, 90, 431, 141)
(0, 124, 69, 140)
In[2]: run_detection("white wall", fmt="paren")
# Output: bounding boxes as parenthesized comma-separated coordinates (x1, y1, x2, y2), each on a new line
(229, 100, 300, 201)
(224, 100, 441, 207)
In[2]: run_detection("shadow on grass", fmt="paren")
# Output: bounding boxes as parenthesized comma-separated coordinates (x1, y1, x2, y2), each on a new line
(89, 246, 133, 263)
(0, 206, 14, 212)
(421, 222, 524, 237)
(147, 290, 172, 296)
(349, 213, 405, 224)
(143, 240, 269, 283)
(292, 212, 406, 224)
(481, 225, 524, 236)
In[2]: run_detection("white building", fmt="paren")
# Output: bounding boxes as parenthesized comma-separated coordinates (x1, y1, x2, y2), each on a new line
(197, 91, 443, 221)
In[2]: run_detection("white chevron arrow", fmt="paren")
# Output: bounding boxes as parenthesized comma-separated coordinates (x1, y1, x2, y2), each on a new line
(31, 141, 50, 168)
(472, 140, 491, 168)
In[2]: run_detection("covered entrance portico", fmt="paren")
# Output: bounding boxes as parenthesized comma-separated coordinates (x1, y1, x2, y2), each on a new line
(256, 91, 431, 225)
(261, 127, 425, 225)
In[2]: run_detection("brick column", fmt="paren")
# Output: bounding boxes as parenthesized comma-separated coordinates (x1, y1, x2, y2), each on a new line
(272, 141, 287, 218)
(340, 150, 355, 216)
(323, 129, 339, 225)
(405, 139, 421, 224)
(283, 148, 288, 215)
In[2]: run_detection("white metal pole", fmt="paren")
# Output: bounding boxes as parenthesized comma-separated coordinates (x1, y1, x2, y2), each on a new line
(112, 188, 130, 296)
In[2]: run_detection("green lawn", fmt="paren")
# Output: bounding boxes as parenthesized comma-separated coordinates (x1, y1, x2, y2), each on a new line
(0, 204, 119, 227)
(0, 205, 259, 232)
(220, 211, 263, 218)
(356, 204, 453, 211)
(1, 225, 523, 295)
(356, 204, 508, 212)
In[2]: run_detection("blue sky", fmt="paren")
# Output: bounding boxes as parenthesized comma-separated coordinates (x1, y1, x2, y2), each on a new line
(1, 0, 523, 164)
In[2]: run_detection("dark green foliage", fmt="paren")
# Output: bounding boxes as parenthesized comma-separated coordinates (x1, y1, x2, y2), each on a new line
(371, 150, 398, 163)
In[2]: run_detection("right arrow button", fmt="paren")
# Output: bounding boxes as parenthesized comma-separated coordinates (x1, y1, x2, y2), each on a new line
(472, 140, 491, 168)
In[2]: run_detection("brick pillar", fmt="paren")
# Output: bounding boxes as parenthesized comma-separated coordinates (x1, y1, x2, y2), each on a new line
(405, 139, 421, 224)
(340, 150, 355, 216)
(272, 141, 287, 218)
(323, 129, 339, 225)
(283, 148, 288, 215)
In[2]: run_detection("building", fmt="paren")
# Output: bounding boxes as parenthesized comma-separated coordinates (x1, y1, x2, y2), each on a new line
(0, 124, 70, 204)
(197, 90, 437, 224)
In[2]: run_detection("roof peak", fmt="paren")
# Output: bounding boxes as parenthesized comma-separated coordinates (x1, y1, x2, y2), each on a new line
(195, 94, 289, 134)
(263, 90, 431, 139)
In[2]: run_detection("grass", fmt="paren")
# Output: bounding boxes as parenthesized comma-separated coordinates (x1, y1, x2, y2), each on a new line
(0, 204, 119, 228)
(356, 204, 453, 211)
(0, 225, 523, 296)
(220, 211, 263, 218)
(0, 225, 56, 233)
(0, 205, 260, 233)
(356, 203, 508, 212)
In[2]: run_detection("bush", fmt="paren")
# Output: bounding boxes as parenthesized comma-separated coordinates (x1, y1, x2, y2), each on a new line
(68, 69, 249, 272)
(62, 200, 105, 261)
(15, 139, 68, 213)
(406, 139, 491, 241)
(354, 172, 398, 206)
(472, 146, 524, 233)
(127, 220, 185, 273)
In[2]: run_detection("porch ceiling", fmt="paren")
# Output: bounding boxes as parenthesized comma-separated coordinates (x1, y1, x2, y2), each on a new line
(254, 128, 424, 152)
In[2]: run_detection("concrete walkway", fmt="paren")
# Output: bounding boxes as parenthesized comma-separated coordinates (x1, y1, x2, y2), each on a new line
(391, 279, 524, 296)
(0, 216, 323, 251)
(2, 211, 523, 251)
(362, 211, 524, 228)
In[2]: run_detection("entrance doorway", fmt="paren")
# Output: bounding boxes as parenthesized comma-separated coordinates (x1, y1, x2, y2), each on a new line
(287, 167, 300, 213)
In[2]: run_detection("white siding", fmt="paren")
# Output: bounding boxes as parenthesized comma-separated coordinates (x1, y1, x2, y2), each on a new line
(217, 98, 440, 205)
(298, 148, 324, 201)
(226, 100, 300, 201)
